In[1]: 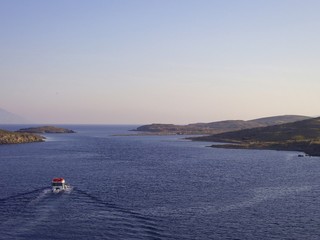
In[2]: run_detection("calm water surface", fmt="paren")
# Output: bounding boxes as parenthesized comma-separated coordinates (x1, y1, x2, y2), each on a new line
(0, 125, 320, 240)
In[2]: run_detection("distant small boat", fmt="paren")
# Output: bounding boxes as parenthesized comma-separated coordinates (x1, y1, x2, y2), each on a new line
(52, 178, 68, 193)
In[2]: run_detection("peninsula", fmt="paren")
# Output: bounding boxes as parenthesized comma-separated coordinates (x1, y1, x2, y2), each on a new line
(190, 117, 320, 157)
(134, 115, 310, 135)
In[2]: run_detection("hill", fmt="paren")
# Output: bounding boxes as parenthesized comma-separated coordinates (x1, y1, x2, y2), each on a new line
(134, 115, 310, 135)
(0, 129, 44, 144)
(0, 108, 29, 124)
(191, 117, 320, 156)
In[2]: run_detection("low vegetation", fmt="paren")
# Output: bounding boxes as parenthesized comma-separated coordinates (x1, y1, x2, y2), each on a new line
(0, 129, 44, 144)
(191, 117, 320, 156)
(0, 125, 75, 145)
(134, 115, 310, 135)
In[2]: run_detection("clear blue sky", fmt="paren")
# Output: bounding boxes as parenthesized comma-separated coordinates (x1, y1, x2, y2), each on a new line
(1, 0, 319, 124)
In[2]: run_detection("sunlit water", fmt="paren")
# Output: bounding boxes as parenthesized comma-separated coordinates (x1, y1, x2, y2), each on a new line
(1, 125, 320, 240)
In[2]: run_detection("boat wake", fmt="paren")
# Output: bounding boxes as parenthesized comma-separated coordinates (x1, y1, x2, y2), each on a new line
(0, 187, 48, 203)
(0, 187, 169, 240)
(70, 188, 169, 239)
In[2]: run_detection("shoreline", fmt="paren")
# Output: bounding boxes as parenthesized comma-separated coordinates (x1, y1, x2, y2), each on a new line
(208, 141, 320, 157)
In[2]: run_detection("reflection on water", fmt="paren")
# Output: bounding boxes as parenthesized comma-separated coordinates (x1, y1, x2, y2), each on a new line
(0, 125, 320, 239)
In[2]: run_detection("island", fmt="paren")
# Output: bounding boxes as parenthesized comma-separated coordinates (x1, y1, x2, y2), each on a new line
(0, 126, 75, 145)
(16, 126, 75, 134)
(190, 117, 320, 157)
(134, 115, 310, 135)
(0, 129, 44, 144)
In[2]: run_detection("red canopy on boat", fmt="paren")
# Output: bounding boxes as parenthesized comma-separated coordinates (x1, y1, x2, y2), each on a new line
(52, 178, 65, 182)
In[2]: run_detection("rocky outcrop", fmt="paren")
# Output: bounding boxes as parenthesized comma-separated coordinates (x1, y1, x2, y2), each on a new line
(0, 129, 44, 144)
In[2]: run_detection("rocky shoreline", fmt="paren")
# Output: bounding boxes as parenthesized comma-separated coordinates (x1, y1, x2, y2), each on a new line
(0, 126, 75, 145)
(0, 129, 44, 144)
(209, 141, 320, 157)
(190, 117, 320, 157)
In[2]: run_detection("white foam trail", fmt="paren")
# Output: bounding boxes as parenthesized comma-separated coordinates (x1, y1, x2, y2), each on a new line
(0, 187, 73, 238)
(284, 152, 299, 160)
(29, 188, 51, 205)
(64, 185, 74, 194)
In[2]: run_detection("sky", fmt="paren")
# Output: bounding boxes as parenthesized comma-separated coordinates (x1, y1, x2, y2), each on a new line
(1, 0, 320, 124)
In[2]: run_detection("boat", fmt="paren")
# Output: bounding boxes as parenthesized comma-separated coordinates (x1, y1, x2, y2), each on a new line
(52, 178, 68, 193)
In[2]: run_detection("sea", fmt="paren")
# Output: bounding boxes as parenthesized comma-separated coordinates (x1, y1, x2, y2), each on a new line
(0, 125, 320, 240)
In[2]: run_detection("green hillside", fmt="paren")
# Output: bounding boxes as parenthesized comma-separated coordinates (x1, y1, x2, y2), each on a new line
(191, 117, 320, 156)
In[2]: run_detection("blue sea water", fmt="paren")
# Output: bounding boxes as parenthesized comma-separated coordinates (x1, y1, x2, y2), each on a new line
(1, 125, 320, 240)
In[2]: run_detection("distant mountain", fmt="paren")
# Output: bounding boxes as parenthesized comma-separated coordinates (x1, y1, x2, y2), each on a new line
(191, 117, 320, 156)
(0, 108, 29, 124)
(134, 115, 311, 135)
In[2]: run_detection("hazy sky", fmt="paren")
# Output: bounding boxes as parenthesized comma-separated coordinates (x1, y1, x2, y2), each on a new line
(1, 0, 320, 124)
